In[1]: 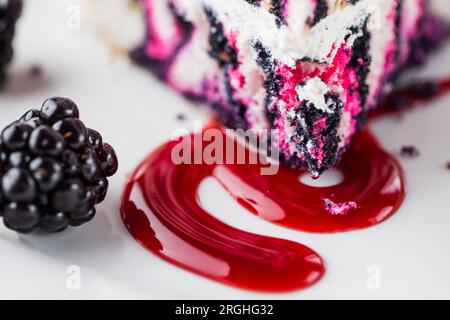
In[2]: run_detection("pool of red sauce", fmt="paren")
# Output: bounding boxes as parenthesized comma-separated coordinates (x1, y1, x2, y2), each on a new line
(121, 78, 450, 292)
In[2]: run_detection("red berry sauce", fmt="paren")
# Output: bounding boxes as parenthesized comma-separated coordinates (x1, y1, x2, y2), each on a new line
(121, 78, 450, 292)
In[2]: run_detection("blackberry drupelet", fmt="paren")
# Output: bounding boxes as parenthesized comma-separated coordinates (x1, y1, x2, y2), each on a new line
(0, 0, 22, 86)
(0, 97, 118, 233)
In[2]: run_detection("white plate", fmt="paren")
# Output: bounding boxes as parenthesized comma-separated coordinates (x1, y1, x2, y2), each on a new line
(0, 0, 449, 300)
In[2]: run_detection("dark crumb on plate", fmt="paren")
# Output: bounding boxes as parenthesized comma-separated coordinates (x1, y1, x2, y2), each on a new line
(446, 161, 450, 170)
(176, 113, 186, 121)
(401, 145, 420, 158)
(29, 65, 43, 77)
(385, 80, 440, 111)
(390, 96, 411, 110)
(412, 80, 440, 98)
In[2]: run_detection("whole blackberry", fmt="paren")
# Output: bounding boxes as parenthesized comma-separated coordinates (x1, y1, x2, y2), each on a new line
(0, 97, 118, 233)
(0, 0, 22, 85)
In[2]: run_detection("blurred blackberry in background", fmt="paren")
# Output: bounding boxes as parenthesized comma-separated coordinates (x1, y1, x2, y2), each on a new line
(0, 0, 22, 86)
(0, 97, 118, 233)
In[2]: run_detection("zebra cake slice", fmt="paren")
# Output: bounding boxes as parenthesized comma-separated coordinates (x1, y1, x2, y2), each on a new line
(135, 0, 448, 176)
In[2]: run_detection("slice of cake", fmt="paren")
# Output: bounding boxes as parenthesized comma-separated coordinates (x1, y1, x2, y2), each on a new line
(133, 0, 448, 177)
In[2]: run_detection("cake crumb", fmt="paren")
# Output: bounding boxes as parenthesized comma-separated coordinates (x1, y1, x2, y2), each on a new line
(413, 80, 439, 98)
(176, 113, 186, 121)
(401, 145, 420, 158)
(30, 65, 43, 77)
(324, 199, 358, 216)
(446, 161, 450, 170)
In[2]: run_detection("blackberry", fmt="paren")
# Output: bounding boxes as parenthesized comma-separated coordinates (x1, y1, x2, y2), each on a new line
(0, 97, 118, 233)
(0, 0, 22, 86)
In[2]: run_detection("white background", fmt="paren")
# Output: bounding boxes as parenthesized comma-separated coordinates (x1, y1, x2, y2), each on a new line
(0, 0, 449, 299)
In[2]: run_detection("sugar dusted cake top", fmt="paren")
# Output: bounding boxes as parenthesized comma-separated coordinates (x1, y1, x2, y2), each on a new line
(136, 0, 449, 176)
(171, 0, 388, 66)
